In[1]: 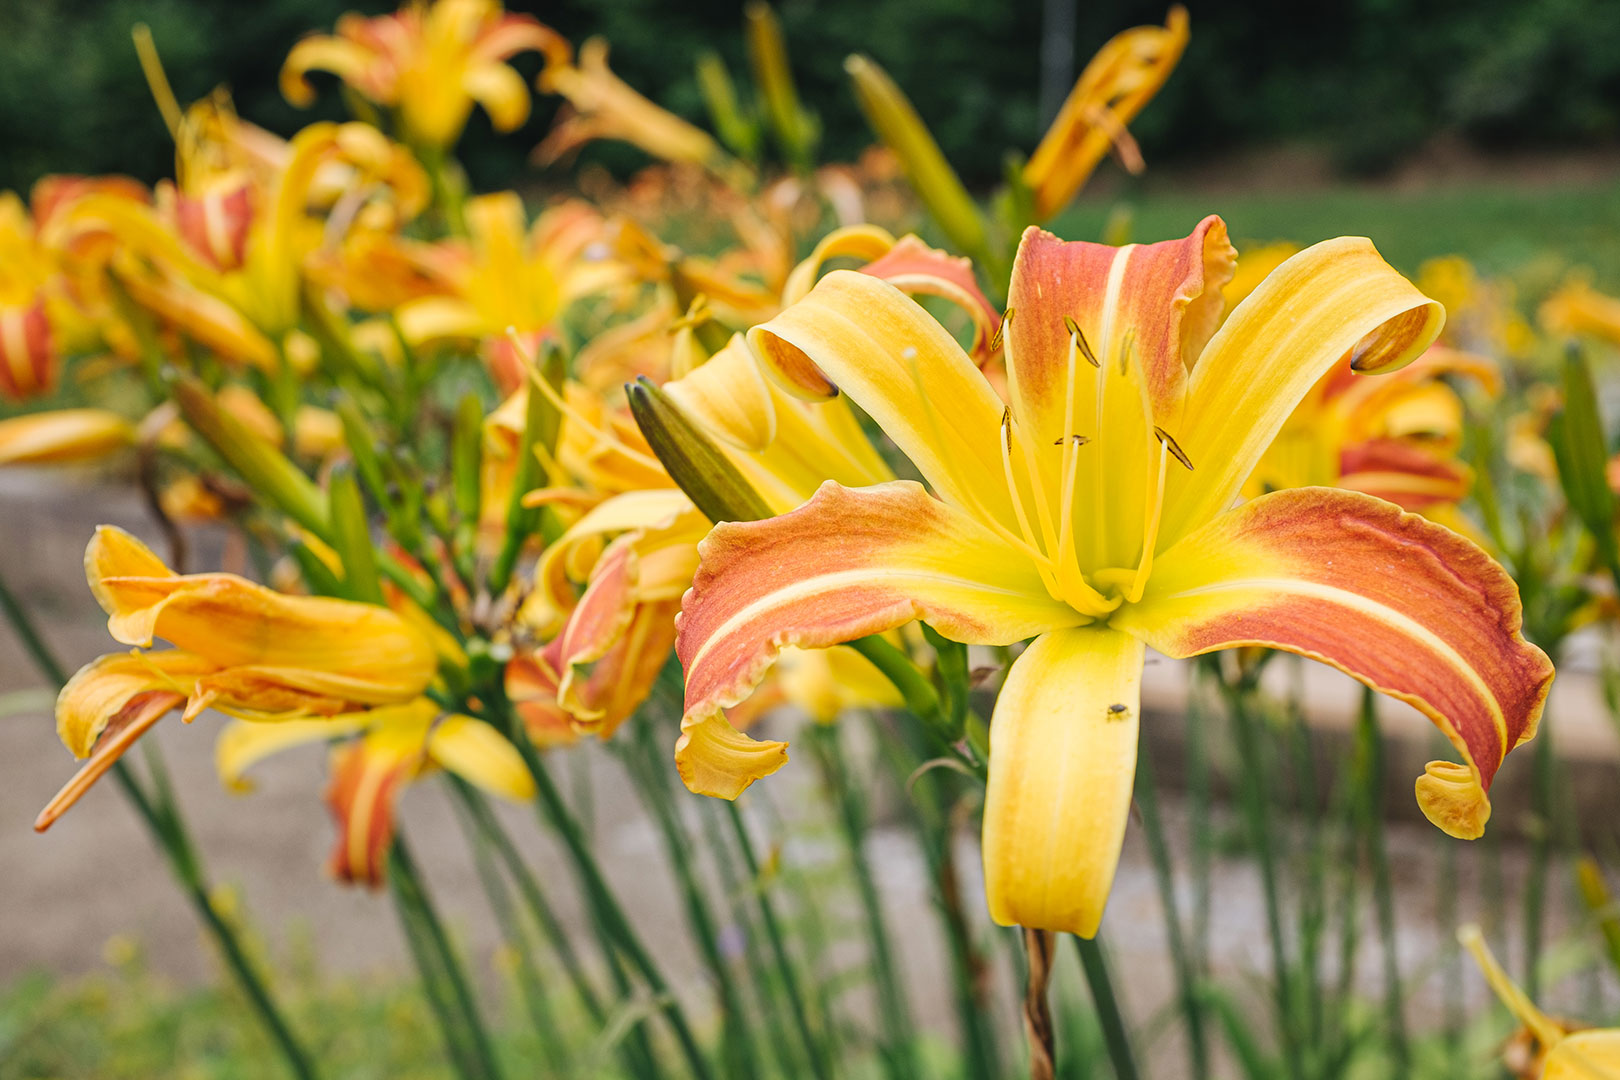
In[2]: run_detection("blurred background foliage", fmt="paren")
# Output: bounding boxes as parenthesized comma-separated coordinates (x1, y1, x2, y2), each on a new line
(4, 0, 1619, 197)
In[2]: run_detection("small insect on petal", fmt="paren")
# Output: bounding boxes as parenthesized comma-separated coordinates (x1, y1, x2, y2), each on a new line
(1153, 426, 1194, 470)
(1106, 702, 1130, 720)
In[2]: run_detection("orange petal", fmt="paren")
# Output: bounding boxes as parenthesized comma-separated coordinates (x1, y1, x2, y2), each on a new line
(84, 526, 438, 707)
(0, 409, 134, 466)
(324, 713, 433, 888)
(1115, 487, 1554, 838)
(674, 480, 1079, 798)
(37, 687, 187, 831)
(1005, 218, 1234, 443)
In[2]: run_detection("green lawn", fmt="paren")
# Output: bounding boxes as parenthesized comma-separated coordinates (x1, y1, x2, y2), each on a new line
(1053, 179, 1620, 291)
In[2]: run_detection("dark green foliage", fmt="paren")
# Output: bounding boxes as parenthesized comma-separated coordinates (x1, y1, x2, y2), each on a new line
(5, 0, 1619, 195)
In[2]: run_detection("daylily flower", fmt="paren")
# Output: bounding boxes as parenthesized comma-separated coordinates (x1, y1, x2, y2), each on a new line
(35, 526, 438, 831)
(0, 409, 134, 466)
(1245, 344, 1499, 527)
(282, 0, 568, 150)
(674, 218, 1554, 937)
(48, 119, 427, 372)
(1458, 924, 1620, 1079)
(0, 179, 149, 398)
(216, 699, 532, 886)
(395, 192, 620, 393)
(1022, 6, 1189, 221)
(536, 38, 753, 190)
(1540, 274, 1620, 349)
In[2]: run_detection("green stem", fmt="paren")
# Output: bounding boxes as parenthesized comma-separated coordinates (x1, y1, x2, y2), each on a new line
(1070, 935, 1141, 1080)
(808, 723, 919, 1080)
(1133, 749, 1207, 1080)
(1355, 687, 1409, 1073)
(724, 800, 832, 1080)
(0, 567, 319, 1080)
(876, 722, 1000, 1079)
(447, 780, 612, 1028)
(449, 785, 572, 1078)
(1524, 706, 1555, 1001)
(492, 703, 716, 1080)
(1222, 676, 1303, 1079)
(625, 722, 763, 1080)
(388, 834, 506, 1080)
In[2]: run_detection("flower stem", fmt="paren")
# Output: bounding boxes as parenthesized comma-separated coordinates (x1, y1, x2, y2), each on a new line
(0, 565, 319, 1080)
(624, 721, 764, 1080)
(1222, 674, 1304, 1079)
(388, 833, 507, 1080)
(1133, 748, 1207, 1079)
(724, 799, 832, 1080)
(1355, 686, 1409, 1073)
(491, 702, 716, 1080)
(1071, 934, 1140, 1080)
(1022, 928, 1056, 1080)
(807, 722, 919, 1080)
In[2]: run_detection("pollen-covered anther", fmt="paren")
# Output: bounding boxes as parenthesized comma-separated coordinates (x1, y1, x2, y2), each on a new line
(1062, 314, 1100, 367)
(1153, 426, 1194, 471)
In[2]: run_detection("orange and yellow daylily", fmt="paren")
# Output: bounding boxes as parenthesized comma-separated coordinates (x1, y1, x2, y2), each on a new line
(673, 218, 1554, 937)
(48, 117, 426, 373)
(217, 699, 531, 886)
(0, 177, 149, 399)
(536, 37, 752, 190)
(1458, 924, 1620, 1079)
(1246, 344, 1498, 524)
(35, 526, 438, 831)
(395, 192, 619, 393)
(282, 0, 568, 150)
(1541, 274, 1620, 350)
(1022, 6, 1189, 221)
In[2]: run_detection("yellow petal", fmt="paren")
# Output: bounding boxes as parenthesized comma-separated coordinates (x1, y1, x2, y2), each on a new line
(461, 60, 532, 133)
(216, 714, 368, 792)
(663, 333, 778, 452)
(748, 271, 1017, 535)
(428, 714, 535, 801)
(1159, 236, 1445, 548)
(982, 626, 1143, 937)
(0, 409, 134, 465)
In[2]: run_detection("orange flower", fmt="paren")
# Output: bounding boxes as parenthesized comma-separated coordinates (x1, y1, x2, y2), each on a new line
(35, 527, 438, 831)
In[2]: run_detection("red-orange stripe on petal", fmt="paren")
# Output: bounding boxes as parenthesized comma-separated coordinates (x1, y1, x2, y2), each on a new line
(674, 479, 1079, 798)
(324, 733, 424, 888)
(1114, 486, 1553, 838)
(859, 236, 1001, 361)
(0, 304, 53, 400)
(1337, 438, 1472, 511)
(1005, 217, 1235, 444)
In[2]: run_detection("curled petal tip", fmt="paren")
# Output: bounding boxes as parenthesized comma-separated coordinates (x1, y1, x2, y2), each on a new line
(1415, 759, 1491, 840)
(674, 710, 788, 800)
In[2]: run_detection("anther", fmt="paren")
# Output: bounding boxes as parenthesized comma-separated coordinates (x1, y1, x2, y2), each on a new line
(1001, 406, 1013, 453)
(1153, 426, 1194, 471)
(1052, 434, 1091, 447)
(1062, 315, 1100, 367)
